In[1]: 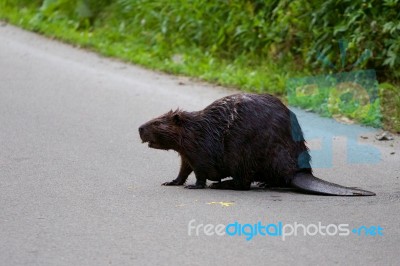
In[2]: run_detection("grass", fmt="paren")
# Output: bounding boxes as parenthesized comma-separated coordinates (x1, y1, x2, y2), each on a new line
(1, 2, 399, 132)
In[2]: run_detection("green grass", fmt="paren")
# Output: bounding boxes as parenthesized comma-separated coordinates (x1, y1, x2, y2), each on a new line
(1, 1, 399, 132)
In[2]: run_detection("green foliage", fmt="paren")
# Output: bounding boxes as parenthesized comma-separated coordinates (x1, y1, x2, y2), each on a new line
(101, 0, 400, 79)
(306, 0, 400, 79)
(4, 0, 399, 78)
(107, 0, 313, 62)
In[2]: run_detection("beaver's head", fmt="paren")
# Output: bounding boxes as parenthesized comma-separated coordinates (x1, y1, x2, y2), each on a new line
(139, 110, 185, 150)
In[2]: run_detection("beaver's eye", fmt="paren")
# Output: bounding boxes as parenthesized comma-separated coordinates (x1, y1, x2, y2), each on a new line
(153, 121, 161, 126)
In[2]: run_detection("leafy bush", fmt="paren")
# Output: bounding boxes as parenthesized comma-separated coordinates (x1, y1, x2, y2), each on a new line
(305, 0, 400, 80)
(108, 0, 399, 78)
(7, 0, 400, 79)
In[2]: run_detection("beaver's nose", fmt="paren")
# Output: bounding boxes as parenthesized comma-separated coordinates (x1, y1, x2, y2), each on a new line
(138, 126, 144, 135)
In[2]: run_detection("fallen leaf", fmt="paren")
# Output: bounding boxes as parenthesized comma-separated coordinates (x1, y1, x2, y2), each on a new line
(207, 201, 234, 207)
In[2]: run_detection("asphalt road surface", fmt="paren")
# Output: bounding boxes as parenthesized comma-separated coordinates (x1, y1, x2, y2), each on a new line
(1, 25, 400, 266)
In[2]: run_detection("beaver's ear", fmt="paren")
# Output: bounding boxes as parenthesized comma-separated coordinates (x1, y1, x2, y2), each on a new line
(173, 114, 182, 125)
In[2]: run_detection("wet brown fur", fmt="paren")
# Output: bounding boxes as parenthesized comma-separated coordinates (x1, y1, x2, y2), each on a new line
(139, 93, 311, 189)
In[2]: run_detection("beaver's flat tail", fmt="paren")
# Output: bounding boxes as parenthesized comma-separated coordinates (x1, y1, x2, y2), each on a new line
(290, 173, 376, 196)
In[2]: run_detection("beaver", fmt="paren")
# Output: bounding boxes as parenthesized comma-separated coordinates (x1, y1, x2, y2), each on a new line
(139, 93, 375, 196)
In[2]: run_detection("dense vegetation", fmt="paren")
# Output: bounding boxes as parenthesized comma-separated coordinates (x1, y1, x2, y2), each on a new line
(1, 0, 399, 131)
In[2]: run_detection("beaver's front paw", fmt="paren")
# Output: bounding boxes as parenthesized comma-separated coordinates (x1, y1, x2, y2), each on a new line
(162, 180, 183, 186)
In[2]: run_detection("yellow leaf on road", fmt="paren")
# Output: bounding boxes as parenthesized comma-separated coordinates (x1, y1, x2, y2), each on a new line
(207, 201, 234, 207)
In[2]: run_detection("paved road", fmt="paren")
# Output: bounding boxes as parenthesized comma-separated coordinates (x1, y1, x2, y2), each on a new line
(1, 25, 399, 266)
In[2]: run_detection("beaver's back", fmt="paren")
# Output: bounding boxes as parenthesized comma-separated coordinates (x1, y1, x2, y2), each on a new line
(210, 94, 311, 184)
